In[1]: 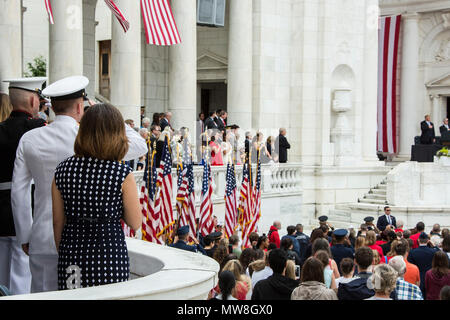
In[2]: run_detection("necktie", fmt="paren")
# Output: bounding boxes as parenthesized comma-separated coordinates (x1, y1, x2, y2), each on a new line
(387, 215, 391, 225)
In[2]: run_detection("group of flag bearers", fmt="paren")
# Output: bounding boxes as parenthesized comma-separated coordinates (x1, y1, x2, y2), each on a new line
(134, 131, 264, 254)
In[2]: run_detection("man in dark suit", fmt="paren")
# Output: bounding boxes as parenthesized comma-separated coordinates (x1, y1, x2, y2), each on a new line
(440, 118, 449, 135)
(275, 128, 291, 163)
(420, 114, 435, 144)
(170, 226, 206, 255)
(204, 111, 218, 130)
(407, 232, 439, 298)
(376, 206, 397, 232)
(217, 110, 227, 133)
(159, 112, 173, 132)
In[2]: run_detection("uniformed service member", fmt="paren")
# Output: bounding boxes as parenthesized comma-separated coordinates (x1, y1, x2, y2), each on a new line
(169, 226, 206, 255)
(363, 216, 380, 234)
(11, 75, 148, 293)
(330, 229, 355, 274)
(0, 77, 47, 295)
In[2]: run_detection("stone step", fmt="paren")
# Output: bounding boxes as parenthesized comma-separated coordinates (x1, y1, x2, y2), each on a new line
(374, 184, 387, 190)
(363, 193, 387, 200)
(370, 189, 387, 195)
(358, 198, 388, 205)
(328, 209, 351, 222)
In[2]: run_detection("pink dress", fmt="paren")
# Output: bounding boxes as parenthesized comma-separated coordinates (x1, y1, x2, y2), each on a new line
(210, 141, 223, 166)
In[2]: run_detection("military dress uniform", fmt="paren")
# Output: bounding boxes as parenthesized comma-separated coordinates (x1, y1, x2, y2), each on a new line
(0, 77, 47, 295)
(169, 226, 206, 255)
(11, 76, 148, 293)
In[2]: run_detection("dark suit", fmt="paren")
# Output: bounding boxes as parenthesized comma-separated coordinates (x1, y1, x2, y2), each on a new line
(376, 214, 396, 232)
(275, 134, 291, 163)
(160, 118, 172, 132)
(330, 244, 355, 274)
(440, 124, 449, 135)
(205, 117, 218, 130)
(407, 245, 439, 298)
(420, 120, 435, 144)
(217, 117, 226, 132)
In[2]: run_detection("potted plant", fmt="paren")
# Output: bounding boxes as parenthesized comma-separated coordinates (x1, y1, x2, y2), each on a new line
(436, 147, 450, 166)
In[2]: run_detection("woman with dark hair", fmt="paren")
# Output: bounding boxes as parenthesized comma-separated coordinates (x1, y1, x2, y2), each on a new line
(209, 271, 237, 300)
(280, 237, 301, 265)
(256, 235, 270, 251)
(301, 229, 326, 265)
(442, 235, 450, 261)
(312, 238, 340, 279)
(239, 248, 257, 276)
(52, 103, 141, 290)
(425, 250, 450, 300)
(213, 244, 230, 272)
(151, 112, 160, 126)
(291, 257, 338, 300)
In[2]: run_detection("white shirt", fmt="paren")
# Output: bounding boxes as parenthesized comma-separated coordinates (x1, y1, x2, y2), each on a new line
(251, 266, 273, 289)
(11, 115, 147, 255)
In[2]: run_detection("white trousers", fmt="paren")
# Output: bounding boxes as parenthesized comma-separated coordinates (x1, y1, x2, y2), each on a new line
(0, 237, 31, 295)
(29, 254, 58, 293)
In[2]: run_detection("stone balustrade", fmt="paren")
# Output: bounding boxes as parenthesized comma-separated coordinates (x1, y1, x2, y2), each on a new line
(133, 162, 303, 205)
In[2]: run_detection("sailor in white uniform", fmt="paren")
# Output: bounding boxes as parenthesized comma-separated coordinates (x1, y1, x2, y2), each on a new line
(11, 76, 147, 293)
(0, 77, 47, 295)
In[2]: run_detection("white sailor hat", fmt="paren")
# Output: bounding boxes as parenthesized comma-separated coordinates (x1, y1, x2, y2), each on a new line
(3, 77, 47, 96)
(42, 75, 89, 101)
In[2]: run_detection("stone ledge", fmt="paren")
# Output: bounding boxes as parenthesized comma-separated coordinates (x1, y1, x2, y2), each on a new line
(1, 239, 219, 300)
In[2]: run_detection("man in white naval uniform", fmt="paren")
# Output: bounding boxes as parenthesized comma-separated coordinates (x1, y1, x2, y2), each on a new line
(0, 77, 47, 295)
(11, 76, 147, 293)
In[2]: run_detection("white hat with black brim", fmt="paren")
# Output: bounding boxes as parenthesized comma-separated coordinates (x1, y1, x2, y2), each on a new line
(42, 75, 89, 101)
(3, 77, 47, 97)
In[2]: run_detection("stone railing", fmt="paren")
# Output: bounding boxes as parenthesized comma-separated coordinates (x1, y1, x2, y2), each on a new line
(133, 162, 303, 204)
(1, 238, 219, 300)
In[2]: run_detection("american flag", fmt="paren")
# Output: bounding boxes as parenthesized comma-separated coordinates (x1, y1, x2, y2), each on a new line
(239, 162, 254, 248)
(157, 135, 174, 238)
(121, 220, 135, 238)
(246, 151, 262, 237)
(177, 163, 197, 241)
(378, 15, 401, 154)
(140, 0, 181, 46)
(44, 0, 54, 24)
(198, 160, 214, 237)
(224, 163, 237, 239)
(139, 144, 163, 244)
(104, 0, 130, 33)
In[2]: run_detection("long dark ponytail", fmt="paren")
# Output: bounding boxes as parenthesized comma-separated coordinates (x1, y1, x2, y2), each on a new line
(218, 271, 235, 300)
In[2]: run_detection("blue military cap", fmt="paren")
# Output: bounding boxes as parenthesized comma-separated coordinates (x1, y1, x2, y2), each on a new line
(318, 215, 328, 222)
(364, 216, 375, 223)
(208, 231, 222, 241)
(177, 225, 189, 236)
(333, 229, 348, 237)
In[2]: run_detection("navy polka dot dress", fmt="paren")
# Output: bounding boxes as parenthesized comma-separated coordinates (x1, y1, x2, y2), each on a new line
(54, 156, 132, 290)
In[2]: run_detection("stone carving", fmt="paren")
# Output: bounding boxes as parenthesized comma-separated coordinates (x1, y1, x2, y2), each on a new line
(435, 39, 450, 61)
(443, 13, 450, 29)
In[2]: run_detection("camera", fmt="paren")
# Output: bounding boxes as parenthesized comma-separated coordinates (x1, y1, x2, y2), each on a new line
(295, 265, 300, 279)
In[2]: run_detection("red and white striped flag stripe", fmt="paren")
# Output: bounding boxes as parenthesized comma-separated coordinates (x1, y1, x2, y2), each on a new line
(44, 0, 54, 24)
(121, 220, 135, 238)
(377, 15, 401, 154)
(224, 164, 238, 239)
(104, 0, 130, 33)
(199, 162, 214, 237)
(140, 0, 181, 46)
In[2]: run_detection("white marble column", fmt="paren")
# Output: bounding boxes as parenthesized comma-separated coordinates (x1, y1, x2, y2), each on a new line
(398, 13, 420, 159)
(227, 0, 253, 131)
(0, 0, 22, 92)
(430, 94, 442, 128)
(168, 0, 197, 146)
(110, 0, 141, 125)
(362, 0, 379, 162)
(49, 0, 84, 83)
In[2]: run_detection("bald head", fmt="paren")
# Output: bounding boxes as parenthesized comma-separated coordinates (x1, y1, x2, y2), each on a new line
(8, 88, 40, 117)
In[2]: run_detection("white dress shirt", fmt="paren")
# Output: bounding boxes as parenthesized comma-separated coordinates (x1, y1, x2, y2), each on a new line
(11, 115, 147, 255)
